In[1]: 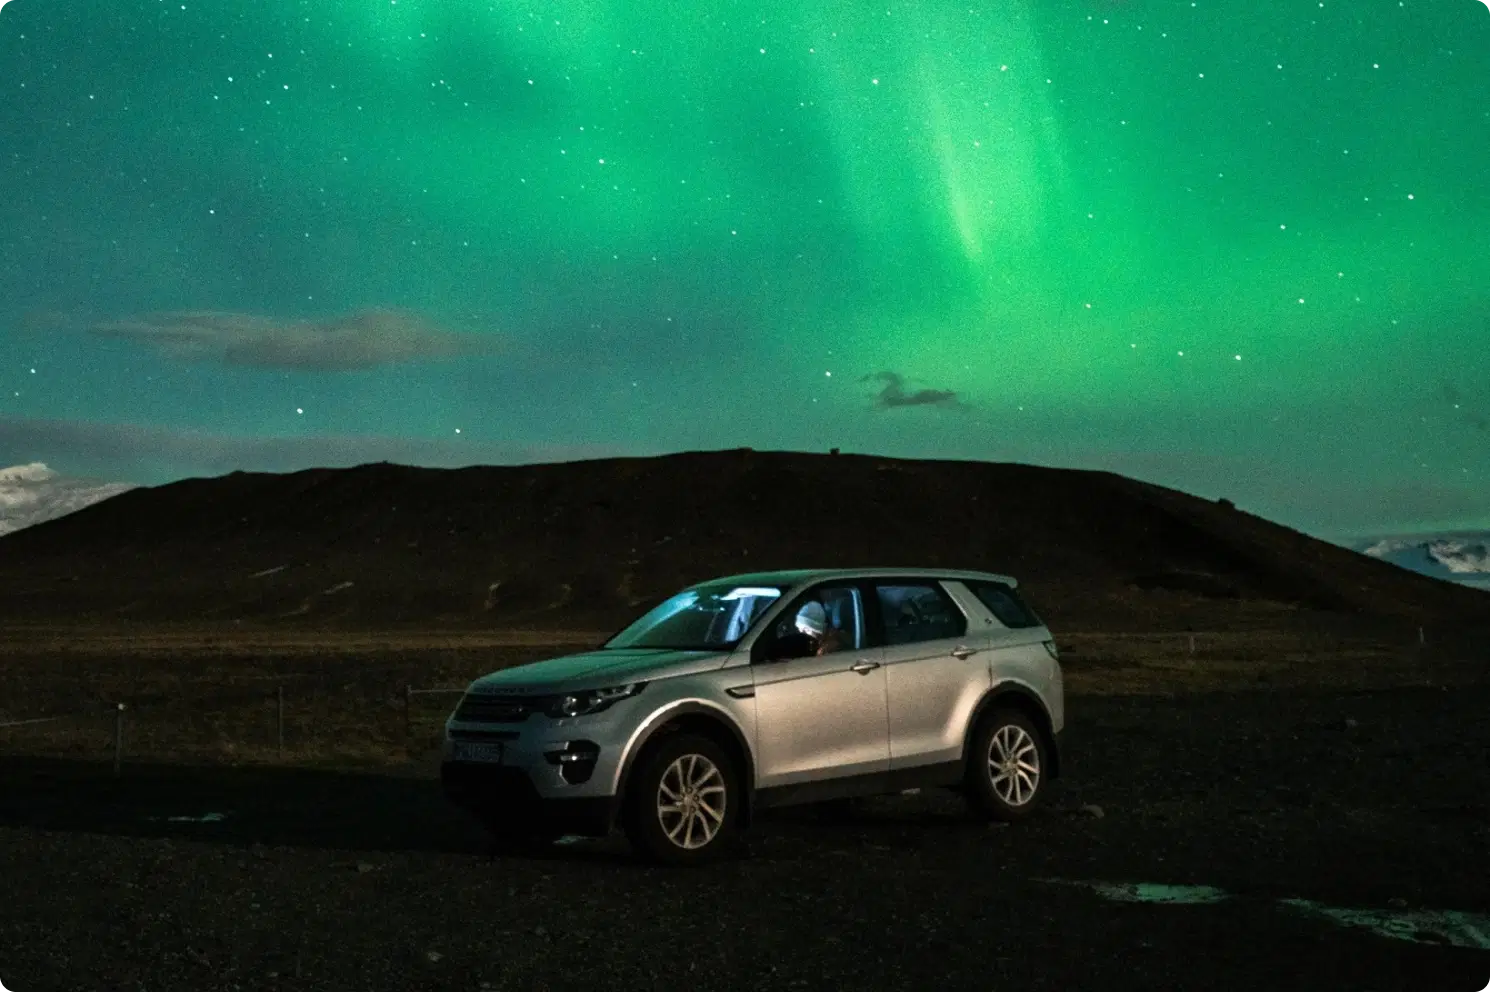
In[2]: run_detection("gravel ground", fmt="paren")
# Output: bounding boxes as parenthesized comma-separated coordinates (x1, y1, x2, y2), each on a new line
(3, 684, 1488, 992)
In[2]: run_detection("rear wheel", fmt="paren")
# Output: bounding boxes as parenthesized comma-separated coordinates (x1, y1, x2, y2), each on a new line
(623, 733, 739, 865)
(964, 708, 1049, 822)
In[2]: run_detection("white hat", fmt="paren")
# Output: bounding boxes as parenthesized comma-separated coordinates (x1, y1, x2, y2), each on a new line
(794, 601, 828, 638)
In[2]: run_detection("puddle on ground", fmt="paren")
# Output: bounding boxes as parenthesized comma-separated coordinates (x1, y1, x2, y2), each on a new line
(1041, 879, 1231, 904)
(1094, 882, 1231, 905)
(1045, 879, 1490, 950)
(1281, 899, 1490, 950)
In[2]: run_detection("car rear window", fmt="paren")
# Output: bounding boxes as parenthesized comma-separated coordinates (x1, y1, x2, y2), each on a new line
(968, 582, 1042, 629)
(876, 583, 968, 645)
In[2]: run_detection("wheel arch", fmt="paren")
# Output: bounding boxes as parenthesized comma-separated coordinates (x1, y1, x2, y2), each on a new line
(962, 681, 1062, 780)
(611, 701, 758, 829)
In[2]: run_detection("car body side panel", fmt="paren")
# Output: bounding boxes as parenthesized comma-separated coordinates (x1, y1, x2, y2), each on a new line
(878, 582, 990, 771)
(944, 580, 1061, 733)
(750, 651, 890, 788)
(991, 629, 1061, 734)
(988, 639, 1058, 706)
(602, 686, 758, 797)
(883, 636, 991, 770)
(1048, 659, 1064, 734)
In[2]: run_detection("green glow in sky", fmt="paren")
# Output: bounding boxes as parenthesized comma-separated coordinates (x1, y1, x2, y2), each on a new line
(0, 0, 1487, 536)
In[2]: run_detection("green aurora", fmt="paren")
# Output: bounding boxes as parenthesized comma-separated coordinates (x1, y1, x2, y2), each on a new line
(1, 0, 1487, 536)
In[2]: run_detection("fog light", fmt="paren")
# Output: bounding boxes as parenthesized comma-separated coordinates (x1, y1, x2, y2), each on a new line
(544, 741, 600, 784)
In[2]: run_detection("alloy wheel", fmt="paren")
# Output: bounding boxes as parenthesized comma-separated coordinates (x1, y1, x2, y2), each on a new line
(987, 723, 1041, 806)
(655, 752, 727, 850)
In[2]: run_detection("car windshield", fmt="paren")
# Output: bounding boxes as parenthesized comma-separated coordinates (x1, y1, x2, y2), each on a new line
(603, 583, 783, 650)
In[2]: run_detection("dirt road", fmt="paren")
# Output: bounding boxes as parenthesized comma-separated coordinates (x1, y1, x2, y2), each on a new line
(2, 684, 1487, 991)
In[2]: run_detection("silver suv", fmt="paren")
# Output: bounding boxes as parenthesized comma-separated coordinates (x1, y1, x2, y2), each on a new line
(441, 568, 1063, 864)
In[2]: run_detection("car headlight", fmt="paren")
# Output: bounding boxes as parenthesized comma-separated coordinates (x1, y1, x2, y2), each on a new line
(546, 683, 646, 718)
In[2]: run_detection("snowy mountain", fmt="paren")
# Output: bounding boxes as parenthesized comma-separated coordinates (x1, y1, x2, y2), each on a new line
(0, 463, 138, 538)
(1351, 531, 1490, 592)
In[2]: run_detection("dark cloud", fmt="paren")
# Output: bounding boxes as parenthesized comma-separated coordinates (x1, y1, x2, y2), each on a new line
(83, 309, 498, 371)
(861, 371, 963, 410)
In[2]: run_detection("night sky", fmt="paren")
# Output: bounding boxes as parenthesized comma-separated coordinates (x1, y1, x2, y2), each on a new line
(1, 0, 1487, 539)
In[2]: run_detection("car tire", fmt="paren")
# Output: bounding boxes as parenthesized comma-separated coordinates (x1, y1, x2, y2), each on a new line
(964, 708, 1049, 822)
(623, 733, 740, 865)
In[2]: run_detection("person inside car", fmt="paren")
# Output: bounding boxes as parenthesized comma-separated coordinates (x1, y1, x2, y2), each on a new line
(794, 601, 850, 656)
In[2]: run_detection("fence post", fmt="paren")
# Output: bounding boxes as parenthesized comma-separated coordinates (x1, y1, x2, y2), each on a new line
(113, 703, 125, 778)
(404, 685, 412, 739)
(276, 686, 284, 757)
(1188, 634, 1195, 656)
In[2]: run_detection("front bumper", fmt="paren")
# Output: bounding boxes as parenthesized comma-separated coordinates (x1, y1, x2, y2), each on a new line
(441, 762, 616, 837)
(441, 694, 640, 798)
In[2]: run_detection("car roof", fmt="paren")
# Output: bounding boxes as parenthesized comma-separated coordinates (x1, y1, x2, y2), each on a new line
(698, 567, 1019, 590)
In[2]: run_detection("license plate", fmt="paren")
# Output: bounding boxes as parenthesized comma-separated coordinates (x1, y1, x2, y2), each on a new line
(453, 742, 504, 764)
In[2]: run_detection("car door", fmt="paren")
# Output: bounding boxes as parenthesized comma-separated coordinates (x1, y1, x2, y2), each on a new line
(749, 583, 888, 789)
(962, 578, 1056, 698)
(875, 579, 990, 772)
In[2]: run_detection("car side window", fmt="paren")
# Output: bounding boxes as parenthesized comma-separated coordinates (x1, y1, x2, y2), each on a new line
(968, 581, 1041, 629)
(875, 583, 967, 646)
(758, 584, 864, 661)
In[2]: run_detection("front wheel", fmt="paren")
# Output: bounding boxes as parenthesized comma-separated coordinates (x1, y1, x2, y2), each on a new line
(623, 733, 739, 865)
(964, 708, 1049, 822)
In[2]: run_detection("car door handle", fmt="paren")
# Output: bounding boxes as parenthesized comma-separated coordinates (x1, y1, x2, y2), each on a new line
(850, 660, 880, 674)
(951, 646, 978, 659)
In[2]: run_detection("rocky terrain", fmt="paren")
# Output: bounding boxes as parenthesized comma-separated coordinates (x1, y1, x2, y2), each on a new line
(2, 449, 1486, 991)
(2, 684, 1487, 992)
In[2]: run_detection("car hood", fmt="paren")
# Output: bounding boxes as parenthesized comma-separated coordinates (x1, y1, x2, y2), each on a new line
(468, 647, 730, 692)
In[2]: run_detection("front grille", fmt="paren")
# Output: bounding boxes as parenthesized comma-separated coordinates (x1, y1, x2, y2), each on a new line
(454, 692, 550, 723)
(448, 727, 520, 742)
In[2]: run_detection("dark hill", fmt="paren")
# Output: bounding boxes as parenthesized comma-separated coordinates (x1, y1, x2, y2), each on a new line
(1, 449, 1486, 633)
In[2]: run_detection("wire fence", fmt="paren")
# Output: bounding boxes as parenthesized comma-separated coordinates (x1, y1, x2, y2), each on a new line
(0, 646, 490, 774)
(0, 678, 475, 776)
(1, 624, 1483, 774)
(404, 684, 467, 738)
